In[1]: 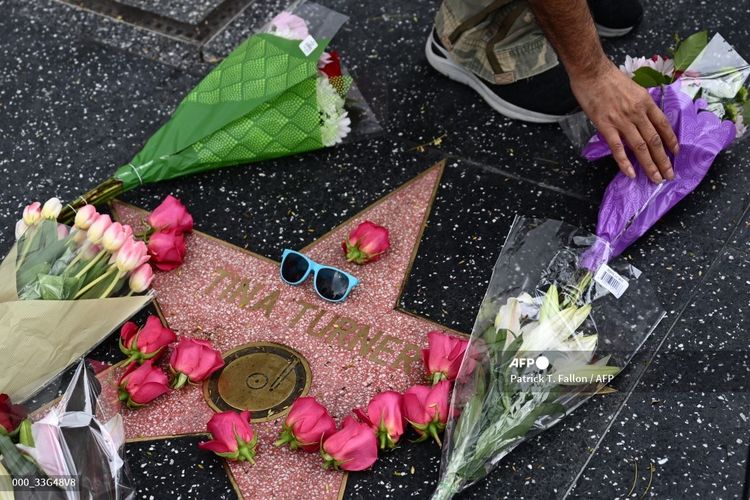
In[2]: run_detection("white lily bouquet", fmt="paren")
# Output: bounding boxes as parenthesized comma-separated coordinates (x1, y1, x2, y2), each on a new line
(433, 217, 665, 499)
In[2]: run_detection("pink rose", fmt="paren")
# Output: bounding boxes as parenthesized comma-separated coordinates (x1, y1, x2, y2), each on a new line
(353, 391, 404, 449)
(321, 416, 378, 471)
(119, 315, 176, 364)
(274, 397, 336, 452)
(199, 411, 257, 463)
(147, 195, 193, 234)
(169, 338, 224, 389)
(342, 221, 390, 264)
(402, 380, 452, 446)
(422, 331, 470, 384)
(147, 230, 186, 272)
(117, 360, 171, 408)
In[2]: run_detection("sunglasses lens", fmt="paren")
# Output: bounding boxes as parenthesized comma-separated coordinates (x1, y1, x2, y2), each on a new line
(281, 253, 309, 283)
(315, 268, 351, 301)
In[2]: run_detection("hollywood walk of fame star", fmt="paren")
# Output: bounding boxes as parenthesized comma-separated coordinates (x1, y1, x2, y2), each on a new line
(102, 161, 464, 499)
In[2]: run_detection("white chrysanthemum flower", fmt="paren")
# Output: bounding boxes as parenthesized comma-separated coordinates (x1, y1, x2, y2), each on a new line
(316, 75, 350, 146)
(321, 112, 351, 147)
(734, 114, 747, 139)
(619, 55, 650, 78)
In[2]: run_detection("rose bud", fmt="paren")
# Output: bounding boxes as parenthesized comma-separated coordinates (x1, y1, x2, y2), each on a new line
(22, 202, 41, 226)
(41, 197, 63, 220)
(422, 331, 470, 384)
(147, 230, 187, 272)
(101, 222, 128, 253)
(115, 239, 149, 273)
(321, 416, 378, 471)
(169, 338, 224, 389)
(119, 315, 176, 364)
(117, 360, 171, 409)
(342, 221, 390, 265)
(74, 205, 98, 230)
(147, 195, 193, 234)
(128, 263, 154, 294)
(353, 391, 405, 449)
(87, 214, 112, 244)
(0, 394, 28, 436)
(274, 397, 336, 452)
(402, 380, 452, 446)
(199, 411, 257, 463)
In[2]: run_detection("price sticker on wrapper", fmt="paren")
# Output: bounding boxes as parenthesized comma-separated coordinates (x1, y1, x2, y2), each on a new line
(594, 264, 629, 299)
(299, 35, 318, 56)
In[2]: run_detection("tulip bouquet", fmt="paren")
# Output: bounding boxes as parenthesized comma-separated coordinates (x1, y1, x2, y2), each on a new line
(55, 2, 378, 223)
(0, 195, 193, 402)
(432, 217, 665, 499)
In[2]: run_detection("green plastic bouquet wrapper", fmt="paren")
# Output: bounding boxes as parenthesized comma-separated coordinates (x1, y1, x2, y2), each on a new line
(117, 33, 329, 191)
(56, 1, 360, 224)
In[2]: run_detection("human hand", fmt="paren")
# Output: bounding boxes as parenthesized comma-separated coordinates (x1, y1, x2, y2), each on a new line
(571, 61, 679, 183)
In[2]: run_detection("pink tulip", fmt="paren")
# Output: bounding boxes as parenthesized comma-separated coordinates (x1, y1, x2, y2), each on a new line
(128, 264, 154, 293)
(119, 315, 176, 364)
(321, 416, 378, 471)
(115, 239, 149, 273)
(199, 411, 257, 463)
(101, 222, 128, 252)
(74, 205, 98, 230)
(86, 214, 112, 244)
(274, 397, 336, 452)
(422, 331, 470, 384)
(117, 360, 171, 408)
(147, 195, 193, 234)
(147, 230, 186, 271)
(56, 224, 69, 240)
(22, 202, 41, 226)
(353, 391, 405, 449)
(402, 380, 452, 446)
(169, 338, 224, 389)
(342, 221, 390, 265)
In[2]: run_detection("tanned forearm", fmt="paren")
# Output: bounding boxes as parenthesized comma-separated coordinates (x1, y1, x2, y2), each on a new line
(527, 0, 610, 80)
(527, 0, 679, 184)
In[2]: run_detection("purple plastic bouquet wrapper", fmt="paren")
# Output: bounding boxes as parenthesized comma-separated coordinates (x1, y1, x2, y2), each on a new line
(580, 81, 736, 271)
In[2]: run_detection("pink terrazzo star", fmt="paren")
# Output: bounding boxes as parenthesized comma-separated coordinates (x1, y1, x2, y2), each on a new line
(102, 162, 463, 499)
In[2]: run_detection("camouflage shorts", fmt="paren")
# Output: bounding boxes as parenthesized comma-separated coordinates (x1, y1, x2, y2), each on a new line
(435, 0, 559, 84)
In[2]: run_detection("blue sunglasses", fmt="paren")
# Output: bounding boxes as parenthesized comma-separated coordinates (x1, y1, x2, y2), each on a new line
(280, 249, 359, 302)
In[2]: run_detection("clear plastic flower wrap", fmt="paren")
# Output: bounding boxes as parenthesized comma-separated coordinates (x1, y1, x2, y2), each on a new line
(1, 361, 133, 500)
(432, 217, 665, 500)
(0, 219, 151, 402)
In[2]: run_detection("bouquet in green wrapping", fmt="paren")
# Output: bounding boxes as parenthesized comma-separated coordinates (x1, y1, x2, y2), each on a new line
(58, 2, 365, 222)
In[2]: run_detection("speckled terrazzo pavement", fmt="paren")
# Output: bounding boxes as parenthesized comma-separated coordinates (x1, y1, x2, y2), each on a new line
(1, 0, 749, 499)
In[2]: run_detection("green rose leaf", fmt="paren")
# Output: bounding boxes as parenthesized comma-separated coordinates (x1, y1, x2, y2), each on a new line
(632, 66, 671, 88)
(674, 30, 708, 71)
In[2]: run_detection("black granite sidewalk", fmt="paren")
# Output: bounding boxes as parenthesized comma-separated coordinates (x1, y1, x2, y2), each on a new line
(1, 0, 749, 498)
